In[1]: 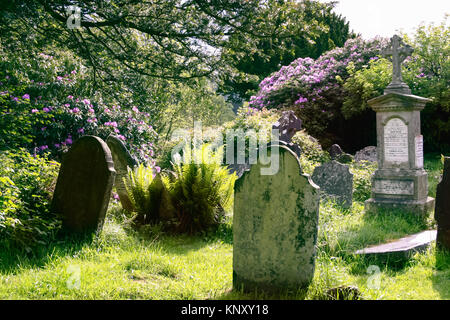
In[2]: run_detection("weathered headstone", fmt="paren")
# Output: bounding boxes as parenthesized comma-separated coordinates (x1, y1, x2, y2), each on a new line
(51, 136, 116, 234)
(233, 145, 320, 292)
(355, 146, 377, 162)
(329, 144, 343, 160)
(272, 110, 302, 143)
(365, 35, 434, 216)
(106, 135, 138, 212)
(435, 157, 450, 250)
(312, 160, 353, 208)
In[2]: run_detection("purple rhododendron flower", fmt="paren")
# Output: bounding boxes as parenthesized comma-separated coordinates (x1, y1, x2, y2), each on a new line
(31, 109, 39, 113)
(22, 94, 30, 100)
(65, 138, 73, 145)
(12, 97, 19, 102)
(77, 128, 85, 134)
(67, 95, 74, 99)
(71, 107, 80, 113)
(118, 135, 126, 141)
(82, 99, 91, 105)
(43, 107, 50, 113)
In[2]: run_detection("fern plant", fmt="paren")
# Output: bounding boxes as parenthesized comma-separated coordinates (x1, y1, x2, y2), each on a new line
(169, 144, 236, 234)
(124, 164, 159, 225)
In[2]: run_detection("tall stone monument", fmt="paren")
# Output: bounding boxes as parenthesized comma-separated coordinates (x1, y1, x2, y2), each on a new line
(365, 35, 434, 216)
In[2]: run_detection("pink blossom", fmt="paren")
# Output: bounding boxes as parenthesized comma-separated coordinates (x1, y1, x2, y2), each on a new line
(22, 94, 30, 100)
(31, 109, 39, 113)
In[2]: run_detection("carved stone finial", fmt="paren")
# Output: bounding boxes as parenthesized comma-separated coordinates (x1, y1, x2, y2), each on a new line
(382, 35, 414, 94)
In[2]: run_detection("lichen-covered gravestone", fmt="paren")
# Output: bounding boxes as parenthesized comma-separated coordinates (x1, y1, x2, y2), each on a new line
(312, 160, 353, 208)
(355, 146, 377, 163)
(435, 157, 450, 250)
(51, 136, 116, 234)
(233, 145, 320, 292)
(106, 135, 138, 212)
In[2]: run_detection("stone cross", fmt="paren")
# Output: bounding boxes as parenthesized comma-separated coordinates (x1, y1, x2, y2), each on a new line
(383, 35, 414, 94)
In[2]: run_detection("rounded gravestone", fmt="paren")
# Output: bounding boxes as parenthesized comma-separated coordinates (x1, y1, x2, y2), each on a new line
(312, 160, 353, 208)
(51, 136, 116, 234)
(329, 144, 343, 160)
(233, 145, 320, 292)
(355, 146, 377, 162)
(106, 135, 138, 212)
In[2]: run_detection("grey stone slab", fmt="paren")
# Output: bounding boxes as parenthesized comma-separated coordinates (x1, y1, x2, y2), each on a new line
(435, 157, 450, 250)
(51, 136, 116, 234)
(355, 146, 377, 162)
(311, 160, 353, 208)
(233, 146, 320, 293)
(106, 135, 138, 212)
(355, 230, 436, 261)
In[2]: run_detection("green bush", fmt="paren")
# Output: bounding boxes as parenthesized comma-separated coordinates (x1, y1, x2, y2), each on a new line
(124, 164, 159, 224)
(168, 144, 236, 235)
(349, 161, 378, 202)
(292, 130, 330, 163)
(126, 144, 236, 235)
(0, 149, 61, 249)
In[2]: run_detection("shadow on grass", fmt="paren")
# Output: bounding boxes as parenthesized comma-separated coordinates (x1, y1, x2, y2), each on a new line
(0, 230, 96, 274)
(431, 248, 450, 299)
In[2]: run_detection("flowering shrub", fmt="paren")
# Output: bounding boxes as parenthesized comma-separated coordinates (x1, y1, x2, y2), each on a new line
(0, 50, 158, 164)
(249, 37, 388, 139)
(342, 20, 450, 152)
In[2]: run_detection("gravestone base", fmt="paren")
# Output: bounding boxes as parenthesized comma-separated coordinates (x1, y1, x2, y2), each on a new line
(365, 197, 435, 217)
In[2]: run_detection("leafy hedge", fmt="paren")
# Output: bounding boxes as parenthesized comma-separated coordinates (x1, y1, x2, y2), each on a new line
(0, 149, 60, 250)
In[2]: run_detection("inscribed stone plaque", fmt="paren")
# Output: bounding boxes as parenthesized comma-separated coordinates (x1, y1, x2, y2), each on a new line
(51, 136, 116, 234)
(374, 180, 414, 195)
(106, 135, 138, 212)
(415, 135, 424, 168)
(384, 118, 408, 162)
(233, 146, 320, 292)
(311, 161, 353, 208)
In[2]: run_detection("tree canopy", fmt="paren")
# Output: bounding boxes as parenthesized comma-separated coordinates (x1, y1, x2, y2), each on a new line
(0, 1, 345, 87)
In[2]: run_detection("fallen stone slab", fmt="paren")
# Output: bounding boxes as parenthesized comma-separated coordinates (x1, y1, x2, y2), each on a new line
(355, 230, 436, 262)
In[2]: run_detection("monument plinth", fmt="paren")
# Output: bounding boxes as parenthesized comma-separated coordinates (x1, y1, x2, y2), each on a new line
(364, 35, 434, 216)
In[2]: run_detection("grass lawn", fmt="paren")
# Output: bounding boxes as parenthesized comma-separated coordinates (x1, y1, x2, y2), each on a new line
(0, 153, 449, 300)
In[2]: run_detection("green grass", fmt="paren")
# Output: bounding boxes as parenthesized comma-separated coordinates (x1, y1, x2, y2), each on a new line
(0, 154, 449, 300)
